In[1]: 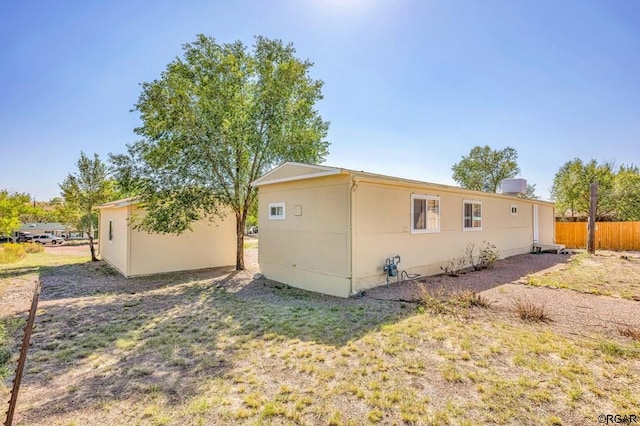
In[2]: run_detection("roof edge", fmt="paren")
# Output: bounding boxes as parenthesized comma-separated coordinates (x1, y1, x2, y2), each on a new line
(250, 162, 343, 187)
(95, 196, 139, 209)
(252, 162, 554, 205)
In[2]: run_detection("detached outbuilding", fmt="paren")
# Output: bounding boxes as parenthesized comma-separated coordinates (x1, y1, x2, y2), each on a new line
(252, 162, 557, 298)
(96, 198, 236, 277)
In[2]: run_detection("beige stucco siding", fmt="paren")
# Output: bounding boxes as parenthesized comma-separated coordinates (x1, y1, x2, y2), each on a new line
(98, 202, 236, 278)
(258, 175, 352, 297)
(537, 203, 555, 243)
(351, 180, 540, 292)
(254, 163, 556, 298)
(128, 206, 236, 276)
(98, 205, 130, 275)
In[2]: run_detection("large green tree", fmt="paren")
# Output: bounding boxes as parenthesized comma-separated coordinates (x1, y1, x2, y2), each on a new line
(612, 165, 640, 221)
(520, 183, 540, 200)
(110, 35, 329, 270)
(0, 190, 32, 237)
(60, 152, 114, 261)
(550, 158, 616, 220)
(451, 146, 521, 192)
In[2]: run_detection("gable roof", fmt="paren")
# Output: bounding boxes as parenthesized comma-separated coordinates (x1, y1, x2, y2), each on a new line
(251, 162, 342, 187)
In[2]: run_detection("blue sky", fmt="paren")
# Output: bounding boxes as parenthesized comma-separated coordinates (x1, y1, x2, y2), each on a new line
(1, 0, 639, 201)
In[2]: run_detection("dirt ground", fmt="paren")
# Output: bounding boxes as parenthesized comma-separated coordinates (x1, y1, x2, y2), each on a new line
(2, 244, 639, 425)
(6, 245, 640, 339)
(366, 251, 640, 338)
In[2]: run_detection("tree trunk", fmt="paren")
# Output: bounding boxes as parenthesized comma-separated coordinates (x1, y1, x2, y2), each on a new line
(235, 212, 246, 270)
(88, 233, 98, 262)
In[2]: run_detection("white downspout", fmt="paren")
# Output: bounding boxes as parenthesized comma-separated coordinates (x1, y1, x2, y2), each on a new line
(349, 176, 357, 296)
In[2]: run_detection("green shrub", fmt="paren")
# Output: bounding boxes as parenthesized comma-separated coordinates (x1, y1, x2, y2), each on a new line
(465, 241, 500, 271)
(0, 243, 26, 264)
(24, 242, 44, 253)
(478, 241, 500, 269)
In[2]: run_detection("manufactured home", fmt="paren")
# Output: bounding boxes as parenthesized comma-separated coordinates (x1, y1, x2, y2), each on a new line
(252, 162, 556, 298)
(96, 198, 236, 277)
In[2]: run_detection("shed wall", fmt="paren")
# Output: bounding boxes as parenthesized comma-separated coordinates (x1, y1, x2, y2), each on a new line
(98, 205, 130, 275)
(128, 206, 236, 276)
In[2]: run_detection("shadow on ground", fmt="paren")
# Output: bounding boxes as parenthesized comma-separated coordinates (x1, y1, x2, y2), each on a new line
(12, 262, 412, 422)
(36, 261, 237, 301)
(365, 252, 573, 301)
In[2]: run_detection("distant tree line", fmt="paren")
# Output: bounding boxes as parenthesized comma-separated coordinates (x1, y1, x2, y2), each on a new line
(451, 145, 539, 199)
(451, 146, 640, 222)
(551, 159, 640, 222)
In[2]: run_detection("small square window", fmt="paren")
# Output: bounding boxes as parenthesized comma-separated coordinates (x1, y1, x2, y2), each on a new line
(511, 205, 518, 215)
(268, 202, 286, 220)
(463, 200, 482, 231)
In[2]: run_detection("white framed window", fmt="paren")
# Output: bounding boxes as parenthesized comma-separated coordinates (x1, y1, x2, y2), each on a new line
(268, 202, 286, 220)
(463, 200, 482, 231)
(511, 205, 518, 215)
(411, 194, 440, 233)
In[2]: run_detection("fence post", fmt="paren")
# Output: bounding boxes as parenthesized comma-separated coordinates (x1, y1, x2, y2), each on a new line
(4, 281, 41, 426)
(587, 182, 597, 254)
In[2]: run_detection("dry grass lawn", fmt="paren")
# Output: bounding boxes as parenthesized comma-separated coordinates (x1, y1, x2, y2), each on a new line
(527, 251, 640, 300)
(1, 247, 639, 425)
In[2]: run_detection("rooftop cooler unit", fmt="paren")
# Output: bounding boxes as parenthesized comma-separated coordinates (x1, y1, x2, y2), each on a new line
(501, 178, 527, 196)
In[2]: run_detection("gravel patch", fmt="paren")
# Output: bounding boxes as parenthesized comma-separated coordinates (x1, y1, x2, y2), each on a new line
(365, 251, 640, 338)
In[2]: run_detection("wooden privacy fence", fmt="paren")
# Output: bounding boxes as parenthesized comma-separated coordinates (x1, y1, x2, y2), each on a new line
(555, 221, 640, 251)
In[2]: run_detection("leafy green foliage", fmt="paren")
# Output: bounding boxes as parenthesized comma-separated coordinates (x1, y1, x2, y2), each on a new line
(465, 241, 499, 271)
(20, 203, 63, 224)
(613, 165, 640, 221)
(520, 183, 539, 200)
(550, 159, 637, 221)
(110, 34, 330, 269)
(59, 152, 114, 261)
(0, 190, 33, 236)
(451, 146, 521, 192)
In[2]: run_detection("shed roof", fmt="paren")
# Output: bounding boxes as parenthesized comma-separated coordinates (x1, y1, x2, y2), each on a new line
(95, 197, 139, 209)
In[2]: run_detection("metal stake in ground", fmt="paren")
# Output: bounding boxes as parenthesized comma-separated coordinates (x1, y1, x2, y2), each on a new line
(4, 281, 42, 426)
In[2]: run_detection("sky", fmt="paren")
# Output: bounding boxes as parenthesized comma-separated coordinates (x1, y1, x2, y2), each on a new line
(1, 0, 639, 201)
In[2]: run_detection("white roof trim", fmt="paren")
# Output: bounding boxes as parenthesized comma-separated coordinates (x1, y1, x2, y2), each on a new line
(95, 196, 139, 209)
(250, 162, 342, 187)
